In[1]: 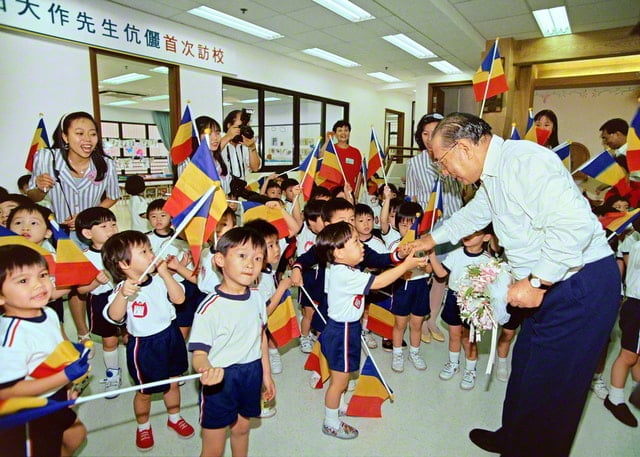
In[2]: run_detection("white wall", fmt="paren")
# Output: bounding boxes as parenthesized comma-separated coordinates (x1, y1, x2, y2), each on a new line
(533, 85, 639, 157)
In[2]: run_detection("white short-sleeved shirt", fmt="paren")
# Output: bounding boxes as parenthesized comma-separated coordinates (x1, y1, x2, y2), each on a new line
(0, 307, 63, 396)
(129, 195, 151, 232)
(617, 230, 640, 257)
(198, 247, 222, 294)
(296, 224, 318, 258)
(382, 227, 401, 247)
(625, 239, 640, 299)
(188, 286, 266, 367)
(363, 234, 388, 254)
(442, 247, 493, 292)
(256, 267, 277, 305)
(83, 247, 114, 295)
(104, 274, 182, 337)
(324, 264, 375, 323)
(147, 230, 191, 282)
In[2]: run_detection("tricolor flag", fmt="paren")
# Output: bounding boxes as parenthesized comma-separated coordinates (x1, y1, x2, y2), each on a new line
(0, 226, 56, 275)
(304, 337, 330, 389)
(366, 296, 394, 340)
(25, 118, 50, 171)
(48, 216, 99, 288)
(318, 139, 344, 186)
(300, 140, 321, 200)
(419, 179, 443, 233)
(267, 290, 301, 347)
(29, 341, 88, 380)
(524, 108, 552, 146)
(367, 128, 384, 180)
(606, 208, 640, 235)
(398, 216, 420, 247)
(346, 356, 393, 418)
(552, 141, 571, 170)
(164, 139, 228, 265)
(246, 176, 266, 193)
(509, 123, 521, 140)
(575, 151, 631, 196)
(626, 107, 640, 175)
(170, 106, 196, 165)
(472, 39, 509, 102)
(241, 201, 289, 239)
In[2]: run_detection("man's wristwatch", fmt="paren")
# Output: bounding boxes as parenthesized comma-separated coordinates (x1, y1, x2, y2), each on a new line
(528, 274, 551, 290)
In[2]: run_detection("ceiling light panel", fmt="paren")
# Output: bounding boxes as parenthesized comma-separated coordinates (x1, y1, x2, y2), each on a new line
(101, 73, 150, 85)
(382, 34, 436, 59)
(188, 6, 283, 40)
(302, 48, 360, 67)
(428, 60, 463, 74)
(532, 6, 572, 37)
(367, 72, 401, 82)
(312, 0, 375, 22)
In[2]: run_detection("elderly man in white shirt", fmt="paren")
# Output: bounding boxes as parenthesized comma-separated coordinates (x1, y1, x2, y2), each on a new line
(413, 112, 620, 457)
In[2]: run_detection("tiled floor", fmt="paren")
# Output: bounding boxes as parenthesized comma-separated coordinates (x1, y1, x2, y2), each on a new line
(67, 314, 639, 457)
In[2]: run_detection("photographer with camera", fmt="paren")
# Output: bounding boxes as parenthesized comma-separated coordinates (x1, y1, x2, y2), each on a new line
(221, 109, 262, 182)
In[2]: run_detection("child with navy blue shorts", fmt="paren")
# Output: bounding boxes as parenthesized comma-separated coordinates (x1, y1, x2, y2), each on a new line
(314, 221, 425, 439)
(101, 230, 194, 452)
(188, 227, 274, 457)
(75, 207, 123, 398)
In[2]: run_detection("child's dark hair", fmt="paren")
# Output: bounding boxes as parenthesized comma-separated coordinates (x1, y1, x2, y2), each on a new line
(389, 197, 405, 213)
(146, 198, 167, 217)
(377, 183, 398, 199)
(280, 178, 299, 192)
(321, 198, 354, 222)
(303, 199, 325, 223)
(75, 207, 117, 245)
(396, 201, 423, 224)
(215, 227, 266, 258)
(0, 193, 32, 207)
(315, 221, 355, 266)
(101, 230, 150, 283)
(330, 186, 349, 199)
(195, 116, 227, 176)
(220, 207, 237, 225)
(17, 174, 31, 191)
(265, 180, 281, 193)
(310, 185, 331, 200)
(354, 203, 374, 218)
(7, 202, 53, 231)
(124, 175, 146, 196)
(0, 245, 49, 289)
(243, 218, 279, 241)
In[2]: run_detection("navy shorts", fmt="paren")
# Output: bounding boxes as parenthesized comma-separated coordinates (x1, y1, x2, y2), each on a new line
(441, 289, 469, 328)
(619, 297, 640, 354)
(88, 291, 123, 337)
(199, 359, 262, 429)
(175, 280, 205, 328)
(126, 321, 188, 394)
(321, 319, 361, 373)
(391, 278, 430, 317)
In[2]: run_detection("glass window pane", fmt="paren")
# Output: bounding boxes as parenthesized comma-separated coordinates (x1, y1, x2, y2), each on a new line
(300, 99, 322, 163)
(264, 91, 294, 167)
(325, 104, 345, 133)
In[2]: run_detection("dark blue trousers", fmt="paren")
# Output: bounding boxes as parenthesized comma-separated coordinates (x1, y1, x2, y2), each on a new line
(498, 256, 620, 457)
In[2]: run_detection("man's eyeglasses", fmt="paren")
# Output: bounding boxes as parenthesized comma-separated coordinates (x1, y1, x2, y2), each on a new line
(433, 141, 458, 172)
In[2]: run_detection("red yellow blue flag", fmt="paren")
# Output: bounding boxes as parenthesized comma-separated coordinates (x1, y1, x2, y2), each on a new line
(606, 208, 640, 235)
(48, 216, 99, 288)
(626, 107, 640, 175)
(164, 139, 228, 265)
(25, 117, 50, 171)
(267, 290, 301, 347)
(524, 108, 552, 146)
(509, 123, 521, 140)
(346, 356, 393, 418)
(367, 128, 384, 180)
(170, 106, 196, 165)
(0, 226, 56, 275)
(398, 216, 420, 247)
(575, 150, 631, 196)
(304, 337, 331, 389)
(318, 139, 344, 186)
(472, 39, 508, 102)
(552, 141, 571, 170)
(420, 179, 443, 233)
(366, 295, 394, 340)
(241, 201, 289, 239)
(246, 176, 266, 193)
(300, 140, 321, 200)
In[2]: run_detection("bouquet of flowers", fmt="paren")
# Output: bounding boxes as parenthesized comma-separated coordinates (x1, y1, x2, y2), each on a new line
(456, 257, 511, 343)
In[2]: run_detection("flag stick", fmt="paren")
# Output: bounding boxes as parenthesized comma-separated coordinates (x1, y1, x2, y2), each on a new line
(299, 285, 327, 324)
(478, 38, 499, 118)
(371, 127, 388, 186)
(137, 185, 217, 282)
(360, 337, 394, 401)
(189, 103, 200, 147)
(428, 179, 441, 231)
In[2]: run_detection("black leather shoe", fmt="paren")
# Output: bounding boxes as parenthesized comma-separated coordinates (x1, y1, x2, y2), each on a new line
(604, 396, 638, 427)
(469, 428, 502, 453)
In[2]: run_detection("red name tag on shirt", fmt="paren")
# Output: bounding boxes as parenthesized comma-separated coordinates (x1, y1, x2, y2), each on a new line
(132, 301, 148, 318)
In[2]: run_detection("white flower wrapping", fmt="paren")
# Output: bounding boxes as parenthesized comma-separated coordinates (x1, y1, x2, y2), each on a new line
(455, 258, 511, 342)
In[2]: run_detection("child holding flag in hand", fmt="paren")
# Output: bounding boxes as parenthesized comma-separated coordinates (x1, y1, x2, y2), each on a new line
(0, 245, 89, 457)
(315, 221, 425, 439)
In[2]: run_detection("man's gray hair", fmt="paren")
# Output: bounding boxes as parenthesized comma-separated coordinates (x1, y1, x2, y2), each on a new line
(432, 112, 492, 149)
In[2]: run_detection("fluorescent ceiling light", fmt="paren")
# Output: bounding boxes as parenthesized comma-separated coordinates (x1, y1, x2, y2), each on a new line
(223, 102, 233, 106)
(188, 6, 283, 40)
(142, 95, 170, 101)
(107, 100, 138, 106)
(367, 72, 401, 83)
(533, 6, 571, 37)
(101, 73, 150, 85)
(382, 34, 436, 59)
(238, 97, 281, 103)
(429, 60, 463, 74)
(312, 0, 375, 22)
(149, 66, 169, 74)
(302, 48, 360, 67)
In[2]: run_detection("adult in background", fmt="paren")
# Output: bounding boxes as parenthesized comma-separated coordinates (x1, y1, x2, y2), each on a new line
(221, 109, 261, 182)
(28, 111, 120, 347)
(412, 112, 619, 457)
(533, 109, 559, 149)
(600, 117, 629, 158)
(405, 113, 463, 342)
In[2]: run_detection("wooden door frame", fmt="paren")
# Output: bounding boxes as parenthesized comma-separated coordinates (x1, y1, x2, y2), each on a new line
(384, 108, 404, 151)
(427, 80, 473, 114)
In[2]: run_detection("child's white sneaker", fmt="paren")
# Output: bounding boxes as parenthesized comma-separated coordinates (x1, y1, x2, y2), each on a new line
(439, 361, 459, 380)
(496, 362, 509, 382)
(269, 351, 283, 374)
(300, 335, 313, 353)
(591, 374, 609, 400)
(362, 330, 378, 349)
(408, 351, 427, 370)
(101, 368, 122, 399)
(460, 369, 476, 390)
(391, 352, 404, 372)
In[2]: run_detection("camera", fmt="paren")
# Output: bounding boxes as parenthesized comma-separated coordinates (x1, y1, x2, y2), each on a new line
(233, 108, 254, 142)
